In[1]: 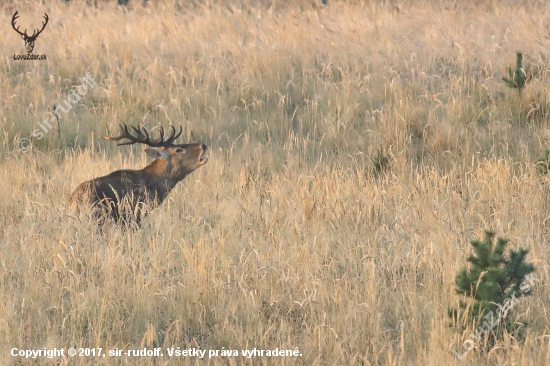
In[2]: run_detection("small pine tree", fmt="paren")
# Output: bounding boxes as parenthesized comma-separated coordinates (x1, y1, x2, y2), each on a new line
(371, 148, 390, 178)
(535, 148, 550, 175)
(502, 52, 530, 95)
(449, 230, 535, 348)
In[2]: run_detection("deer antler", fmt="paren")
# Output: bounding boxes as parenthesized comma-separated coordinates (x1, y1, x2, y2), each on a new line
(11, 11, 26, 37)
(101, 124, 183, 147)
(11, 11, 48, 39)
(30, 13, 49, 39)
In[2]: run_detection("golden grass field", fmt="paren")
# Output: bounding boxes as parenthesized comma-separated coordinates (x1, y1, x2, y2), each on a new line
(1, 0, 550, 364)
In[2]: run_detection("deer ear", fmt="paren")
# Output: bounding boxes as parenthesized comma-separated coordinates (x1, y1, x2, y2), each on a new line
(145, 148, 170, 159)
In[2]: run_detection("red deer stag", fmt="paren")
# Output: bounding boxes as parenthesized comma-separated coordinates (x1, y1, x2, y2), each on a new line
(70, 124, 208, 225)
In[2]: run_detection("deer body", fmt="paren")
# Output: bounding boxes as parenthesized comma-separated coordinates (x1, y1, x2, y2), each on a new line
(70, 125, 208, 224)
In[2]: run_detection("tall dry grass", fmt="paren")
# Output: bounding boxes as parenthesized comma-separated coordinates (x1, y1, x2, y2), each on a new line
(1, 0, 550, 364)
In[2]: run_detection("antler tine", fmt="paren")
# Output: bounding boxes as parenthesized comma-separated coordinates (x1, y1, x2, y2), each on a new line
(141, 127, 151, 143)
(141, 127, 162, 147)
(116, 124, 139, 146)
(35, 13, 49, 36)
(100, 124, 123, 141)
(133, 126, 159, 146)
(164, 126, 176, 143)
(101, 124, 136, 146)
(158, 126, 165, 144)
(149, 125, 184, 147)
(11, 11, 27, 37)
(164, 125, 182, 145)
(11, 11, 18, 25)
(102, 124, 184, 147)
(130, 125, 145, 139)
(173, 126, 183, 142)
(26, 13, 49, 39)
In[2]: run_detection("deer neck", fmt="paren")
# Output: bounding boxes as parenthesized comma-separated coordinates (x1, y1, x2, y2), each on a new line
(143, 159, 187, 188)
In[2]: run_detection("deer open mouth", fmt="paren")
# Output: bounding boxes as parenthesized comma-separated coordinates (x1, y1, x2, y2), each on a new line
(199, 145, 208, 164)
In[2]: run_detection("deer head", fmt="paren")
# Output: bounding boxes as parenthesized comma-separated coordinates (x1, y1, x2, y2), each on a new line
(102, 124, 208, 180)
(70, 124, 208, 225)
(12, 11, 49, 54)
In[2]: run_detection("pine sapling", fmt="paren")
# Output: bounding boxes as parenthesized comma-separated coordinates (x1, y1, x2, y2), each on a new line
(502, 52, 530, 95)
(535, 148, 550, 175)
(449, 230, 536, 349)
(371, 147, 390, 178)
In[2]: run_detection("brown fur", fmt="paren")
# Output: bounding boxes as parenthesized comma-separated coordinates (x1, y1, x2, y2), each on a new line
(70, 143, 208, 225)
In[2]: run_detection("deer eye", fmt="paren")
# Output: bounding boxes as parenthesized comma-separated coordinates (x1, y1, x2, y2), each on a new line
(175, 148, 185, 153)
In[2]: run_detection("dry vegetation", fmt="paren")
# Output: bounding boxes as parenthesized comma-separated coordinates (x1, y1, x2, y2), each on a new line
(1, 0, 550, 364)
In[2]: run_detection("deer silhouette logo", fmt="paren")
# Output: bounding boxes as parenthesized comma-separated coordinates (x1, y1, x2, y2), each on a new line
(11, 11, 49, 54)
